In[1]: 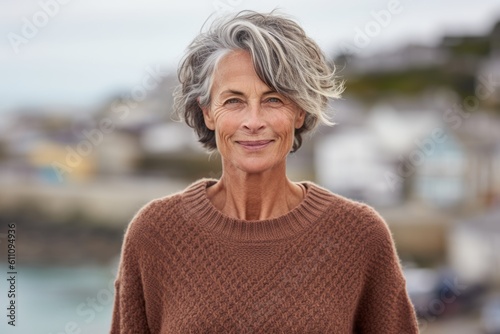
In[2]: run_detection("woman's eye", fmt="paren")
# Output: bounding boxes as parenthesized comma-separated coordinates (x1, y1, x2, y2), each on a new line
(267, 97, 282, 104)
(224, 98, 241, 105)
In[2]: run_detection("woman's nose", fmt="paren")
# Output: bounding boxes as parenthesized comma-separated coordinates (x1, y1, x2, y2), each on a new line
(242, 103, 266, 132)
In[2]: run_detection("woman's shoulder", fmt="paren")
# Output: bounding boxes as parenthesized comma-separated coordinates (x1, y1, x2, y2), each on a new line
(307, 183, 397, 262)
(122, 194, 181, 241)
(123, 178, 211, 238)
(306, 182, 390, 235)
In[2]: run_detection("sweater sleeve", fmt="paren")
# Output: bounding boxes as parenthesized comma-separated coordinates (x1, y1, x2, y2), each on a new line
(110, 215, 152, 334)
(354, 206, 419, 334)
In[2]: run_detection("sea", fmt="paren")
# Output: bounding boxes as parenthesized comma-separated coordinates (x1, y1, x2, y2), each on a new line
(0, 263, 116, 334)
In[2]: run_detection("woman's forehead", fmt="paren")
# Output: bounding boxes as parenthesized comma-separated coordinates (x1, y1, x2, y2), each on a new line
(211, 51, 272, 95)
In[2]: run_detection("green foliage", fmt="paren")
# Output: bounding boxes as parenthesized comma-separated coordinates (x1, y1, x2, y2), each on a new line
(339, 21, 500, 113)
(443, 36, 491, 57)
(345, 67, 476, 101)
(0, 140, 6, 161)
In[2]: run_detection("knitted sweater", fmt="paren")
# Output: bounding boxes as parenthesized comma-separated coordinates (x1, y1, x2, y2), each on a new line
(110, 178, 419, 333)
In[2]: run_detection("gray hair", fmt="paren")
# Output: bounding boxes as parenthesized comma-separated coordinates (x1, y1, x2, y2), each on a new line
(173, 10, 343, 152)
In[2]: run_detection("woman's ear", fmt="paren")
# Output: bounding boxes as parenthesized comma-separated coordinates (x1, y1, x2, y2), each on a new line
(295, 109, 306, 129)
(199, 98, 215, 131)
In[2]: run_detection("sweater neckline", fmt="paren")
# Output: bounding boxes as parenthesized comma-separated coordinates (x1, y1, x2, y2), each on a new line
(181, 178, 333, 242)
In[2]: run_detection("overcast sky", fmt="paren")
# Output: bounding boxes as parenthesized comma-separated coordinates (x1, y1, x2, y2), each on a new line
(1, 0, 500, 113)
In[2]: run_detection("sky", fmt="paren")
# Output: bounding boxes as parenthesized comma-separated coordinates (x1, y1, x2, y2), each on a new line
(1, 0, 500, 113)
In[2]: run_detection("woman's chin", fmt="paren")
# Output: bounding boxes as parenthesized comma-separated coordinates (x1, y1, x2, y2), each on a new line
(228, 157, 282, 175)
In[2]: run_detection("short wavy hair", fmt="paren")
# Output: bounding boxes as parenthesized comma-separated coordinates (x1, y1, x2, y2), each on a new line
(173, 10, 343, 153)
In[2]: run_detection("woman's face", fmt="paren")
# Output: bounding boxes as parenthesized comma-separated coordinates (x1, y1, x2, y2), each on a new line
(201, 50, 305, 175)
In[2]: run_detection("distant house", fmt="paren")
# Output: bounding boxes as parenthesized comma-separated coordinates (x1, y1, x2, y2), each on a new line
(95, 130, 142, 176)
(448, 208, 500, 285)
(456, 112, 500, 207)
(477, 56, 500, 106)
(314, 105, 448, 206)
(314, 127, 397, 205)
(412, 132, 467, 207)
(140, 122, 203, 154)
(29, 140, 97, 183)
(315, 101, 500, 208)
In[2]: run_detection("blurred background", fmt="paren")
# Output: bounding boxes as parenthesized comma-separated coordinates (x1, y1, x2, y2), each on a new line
(1, 0, 500, 333)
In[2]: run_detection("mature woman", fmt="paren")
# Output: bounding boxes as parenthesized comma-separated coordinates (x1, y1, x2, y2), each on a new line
(110, 11, 419, 333)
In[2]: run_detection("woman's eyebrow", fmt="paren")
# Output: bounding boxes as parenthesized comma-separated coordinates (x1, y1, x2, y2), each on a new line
(219, 89, 245, 97)
(219, 89, 278, 97)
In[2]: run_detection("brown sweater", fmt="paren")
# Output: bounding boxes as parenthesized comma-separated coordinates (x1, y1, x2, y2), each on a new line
(110, 178, 419, 333)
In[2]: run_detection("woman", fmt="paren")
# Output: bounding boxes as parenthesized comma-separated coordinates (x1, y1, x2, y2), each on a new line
(110, 11, 419, 333)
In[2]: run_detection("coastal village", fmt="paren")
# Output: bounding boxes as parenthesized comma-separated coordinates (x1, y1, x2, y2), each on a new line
(1, 17, 500, 332)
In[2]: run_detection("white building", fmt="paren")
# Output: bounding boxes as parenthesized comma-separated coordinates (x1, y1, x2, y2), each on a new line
(448, 208, 500, 284)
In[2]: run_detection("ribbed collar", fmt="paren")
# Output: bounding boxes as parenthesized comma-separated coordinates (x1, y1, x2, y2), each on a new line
(180, 178, 334, 242)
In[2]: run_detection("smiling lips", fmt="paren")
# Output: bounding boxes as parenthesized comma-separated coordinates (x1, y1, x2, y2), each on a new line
(236, 140, 273, 150)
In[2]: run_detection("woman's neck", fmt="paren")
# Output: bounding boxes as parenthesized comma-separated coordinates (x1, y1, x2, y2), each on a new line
(206, 165, 304, 221)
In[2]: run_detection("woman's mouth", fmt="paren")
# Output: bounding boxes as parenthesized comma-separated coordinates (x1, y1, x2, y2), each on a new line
(236, 140, 273, 151)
